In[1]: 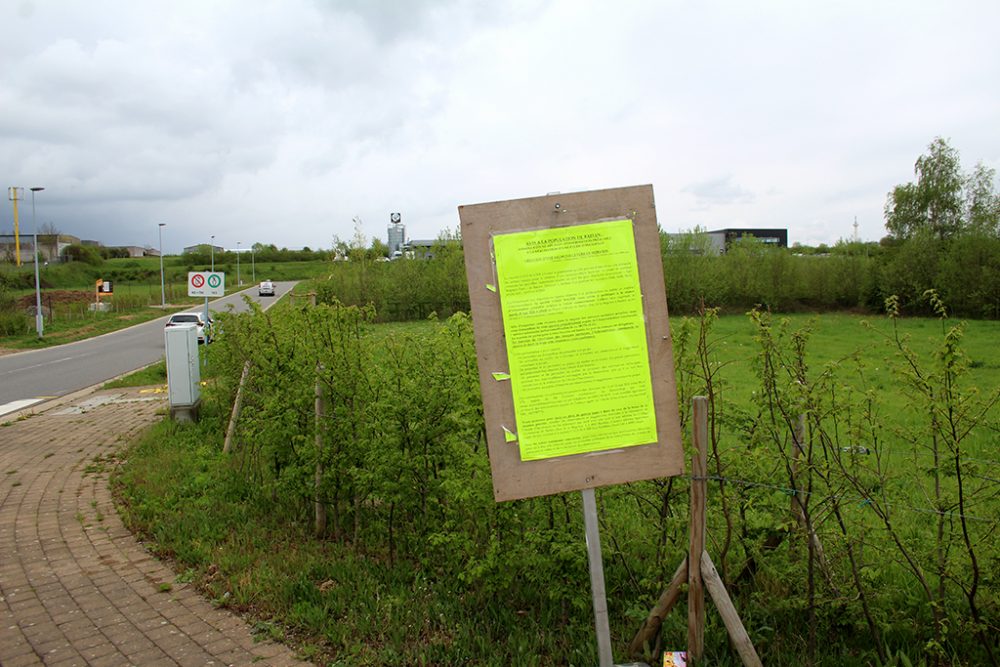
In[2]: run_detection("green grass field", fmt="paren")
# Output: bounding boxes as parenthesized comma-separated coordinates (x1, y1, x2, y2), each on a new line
(112, 310, 1000, 666)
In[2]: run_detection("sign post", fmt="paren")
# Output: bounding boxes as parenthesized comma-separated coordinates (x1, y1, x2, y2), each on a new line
(92, 279, 114, 311)
(459, 185, 684, 666)
(188, 271, 224, 361)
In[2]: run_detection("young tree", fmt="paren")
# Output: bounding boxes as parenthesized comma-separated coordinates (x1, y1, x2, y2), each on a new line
(368, 237, 389, 260)
(964, 162, 1000, 236)
(885, 137, 964, 240)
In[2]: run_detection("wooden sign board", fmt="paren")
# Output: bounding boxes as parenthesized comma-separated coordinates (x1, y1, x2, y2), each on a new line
(459, 184, 684, 501)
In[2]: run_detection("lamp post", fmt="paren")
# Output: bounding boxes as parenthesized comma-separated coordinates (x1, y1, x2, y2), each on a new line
(237, 241, 241, 286)
(158, 223, 166, 307)
(251, 245, 255, 283)
(205, 234, 215, 329)
(30, 187, 44, 338)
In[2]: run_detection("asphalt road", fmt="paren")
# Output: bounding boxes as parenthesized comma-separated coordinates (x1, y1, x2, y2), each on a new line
(0, 281, 296, 416)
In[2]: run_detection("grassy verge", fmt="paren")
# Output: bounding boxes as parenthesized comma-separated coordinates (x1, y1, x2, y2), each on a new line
(104, 360, 167, 389)
(2, 307, 180, 350)
(114, 415, 591, 666)
(112, 311, 1000, 666)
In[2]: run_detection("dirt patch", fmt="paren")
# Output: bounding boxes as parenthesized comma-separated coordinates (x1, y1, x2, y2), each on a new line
(16, 290, 94, 308)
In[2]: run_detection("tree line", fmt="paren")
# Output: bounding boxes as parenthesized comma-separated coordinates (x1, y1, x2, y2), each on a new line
(311, 137, 999, 320)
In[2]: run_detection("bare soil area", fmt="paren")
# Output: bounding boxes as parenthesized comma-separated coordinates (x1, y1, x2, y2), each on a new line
(16, 290, 94, 308)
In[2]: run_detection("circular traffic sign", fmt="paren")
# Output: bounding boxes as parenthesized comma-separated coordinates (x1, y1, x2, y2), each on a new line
(207, 274, 222, 288)
(191, 274, 205, 288)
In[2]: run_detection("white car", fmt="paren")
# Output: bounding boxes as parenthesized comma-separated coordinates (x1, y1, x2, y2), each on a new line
(165, 312, 213, 344)
(258, 280, 275, 297)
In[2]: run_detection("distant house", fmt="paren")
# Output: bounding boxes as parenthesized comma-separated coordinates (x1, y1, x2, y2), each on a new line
(111, 245, 156, 258)
(707, 228, 788, 253)
(0, 233, 81, 263)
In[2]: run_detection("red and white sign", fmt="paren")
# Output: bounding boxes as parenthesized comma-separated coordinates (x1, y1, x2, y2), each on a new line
(188, 271, 225, 297)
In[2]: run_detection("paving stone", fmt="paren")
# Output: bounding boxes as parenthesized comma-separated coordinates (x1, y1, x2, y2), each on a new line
(0, 388, 312, 667)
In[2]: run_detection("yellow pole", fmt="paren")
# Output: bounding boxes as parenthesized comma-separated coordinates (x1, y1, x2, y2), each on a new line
(9, 187, 21, 267)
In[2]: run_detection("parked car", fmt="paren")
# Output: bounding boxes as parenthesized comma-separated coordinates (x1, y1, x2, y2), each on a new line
(258, 280, 275, 297)
(165, 311, 213, 344)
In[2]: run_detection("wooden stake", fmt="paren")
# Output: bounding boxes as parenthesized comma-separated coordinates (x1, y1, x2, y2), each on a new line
(688, 396, 708, 661)
(628, 556, 688, 659)
(314, 364, 327, 537)
(790, 413, 805, 519)
(792, 414, 835, 592)
(701, 551, 762, 667)
(630, 395, 762, 665)
(223, 360, 251, 454)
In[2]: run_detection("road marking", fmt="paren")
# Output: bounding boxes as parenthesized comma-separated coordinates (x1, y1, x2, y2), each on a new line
(0, 398, 44, 417)
(1, 352, 97, 377)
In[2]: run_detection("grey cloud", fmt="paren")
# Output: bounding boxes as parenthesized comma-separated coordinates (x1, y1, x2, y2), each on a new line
(682, 175, 755, 206)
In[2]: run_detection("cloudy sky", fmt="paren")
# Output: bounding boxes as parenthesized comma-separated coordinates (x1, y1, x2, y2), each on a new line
(2, 0, 998, 254)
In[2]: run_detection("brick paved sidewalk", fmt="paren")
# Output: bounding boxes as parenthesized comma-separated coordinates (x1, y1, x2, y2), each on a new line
(0, 388, 312, 667)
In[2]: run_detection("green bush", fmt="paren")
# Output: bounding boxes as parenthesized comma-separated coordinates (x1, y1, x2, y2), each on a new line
(120, 302, 1000, 665)
(62, 244, 104, 266)
(0, 310, 30, 335)
(314, 244, 469, 321)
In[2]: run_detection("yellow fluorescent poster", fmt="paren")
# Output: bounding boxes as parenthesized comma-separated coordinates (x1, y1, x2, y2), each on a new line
(493, 219, 657, 461)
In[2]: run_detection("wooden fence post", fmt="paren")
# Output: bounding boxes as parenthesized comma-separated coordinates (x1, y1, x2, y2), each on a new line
(791, 413, 806, 519)
(688, 396, 708, 662)
(313, 287, 325, 538)
(222, 360, 251, 454)
(791, 413, 835, 592)
(315, 364, 327, 537)
(630, 395, 762, 666)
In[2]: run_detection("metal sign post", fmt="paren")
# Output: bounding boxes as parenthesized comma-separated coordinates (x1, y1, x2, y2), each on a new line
(187, 271, 225, 367)
(583, 488, 614, 667)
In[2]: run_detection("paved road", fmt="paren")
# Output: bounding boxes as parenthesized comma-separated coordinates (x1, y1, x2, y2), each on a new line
(0, 281, 296, 416)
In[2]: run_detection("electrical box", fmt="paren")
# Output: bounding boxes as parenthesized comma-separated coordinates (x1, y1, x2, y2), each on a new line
(165, 323, 201, 415)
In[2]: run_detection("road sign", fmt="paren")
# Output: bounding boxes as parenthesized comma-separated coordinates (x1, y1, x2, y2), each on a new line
(188, 271, 225, 297)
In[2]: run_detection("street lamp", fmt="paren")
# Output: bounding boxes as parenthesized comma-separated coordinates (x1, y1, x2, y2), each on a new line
(158, 223, 166, 307)
(237, 241, 241, 286)
(30, 187, 44, 338)
(205, 234, 214, 329)
(251, 244, 255, 283)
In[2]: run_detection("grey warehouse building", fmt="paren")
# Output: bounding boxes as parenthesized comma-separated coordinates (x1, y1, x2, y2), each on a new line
(707, 228, 788, 253)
